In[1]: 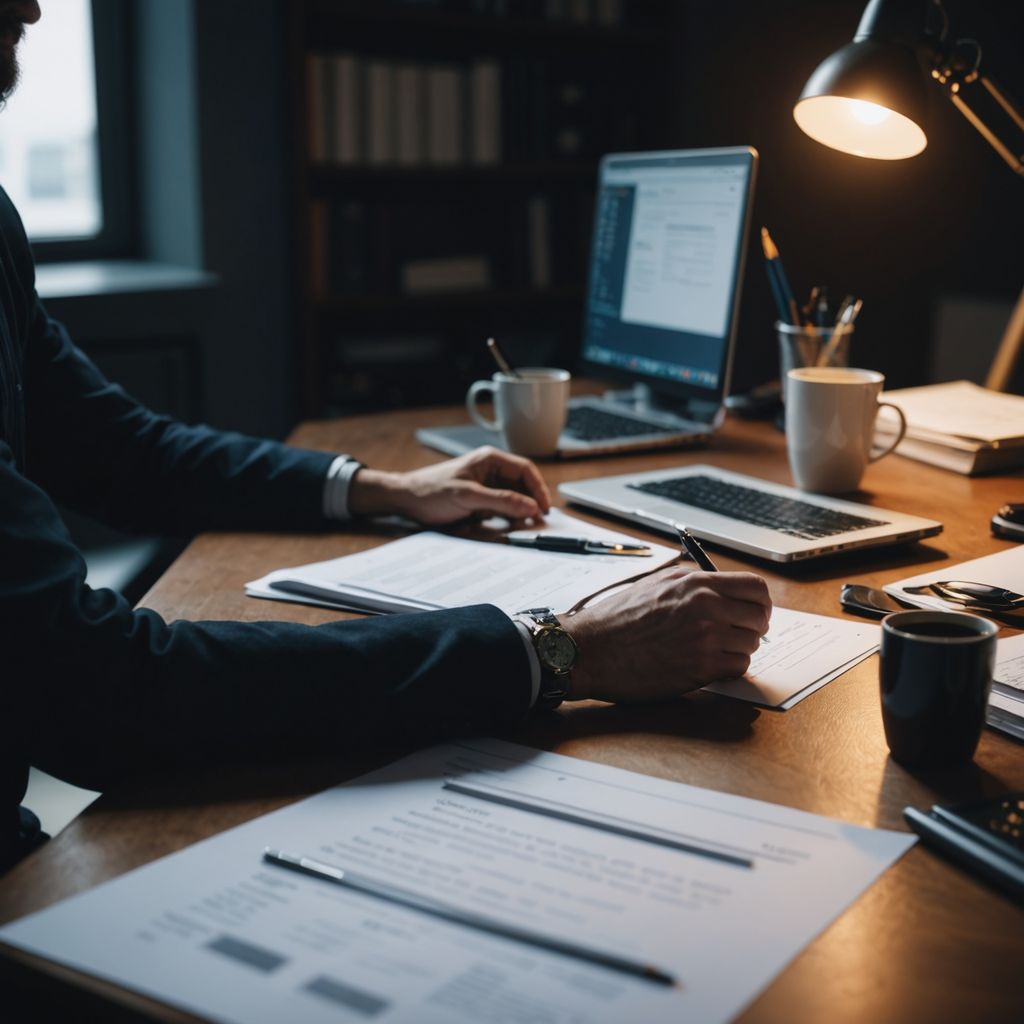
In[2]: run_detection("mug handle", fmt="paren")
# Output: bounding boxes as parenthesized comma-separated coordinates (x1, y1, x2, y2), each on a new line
(467, 380, 501, 431)
(869, 402, 907, 462)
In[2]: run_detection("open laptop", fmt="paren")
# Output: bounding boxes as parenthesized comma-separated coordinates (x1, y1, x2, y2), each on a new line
(417, 146, 759, 458)
(559, 464, 943, 562)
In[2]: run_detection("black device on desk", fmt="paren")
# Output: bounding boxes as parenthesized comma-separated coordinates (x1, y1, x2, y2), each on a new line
(992, 503, 1024, 542)
(905, 794, 1024, 904)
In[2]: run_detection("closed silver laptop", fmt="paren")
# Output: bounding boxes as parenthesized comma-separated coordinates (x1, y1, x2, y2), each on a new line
(559, 464, 943, 562)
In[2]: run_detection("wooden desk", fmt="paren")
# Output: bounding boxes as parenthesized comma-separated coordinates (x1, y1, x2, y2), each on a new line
(2, 407, 1023, 1022)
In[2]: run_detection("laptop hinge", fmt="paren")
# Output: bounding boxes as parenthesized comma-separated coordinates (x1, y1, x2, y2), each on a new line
(600, 384, 722, 429)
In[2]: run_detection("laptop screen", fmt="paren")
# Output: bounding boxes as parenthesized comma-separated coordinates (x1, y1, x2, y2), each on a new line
(580, 148, 757, 405)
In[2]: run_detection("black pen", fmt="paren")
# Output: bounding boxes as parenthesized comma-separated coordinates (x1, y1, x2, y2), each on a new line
(675, 524, 718, 572)
(263, 848, 678, 987)
(508, 534, 651, 556)
(675, 525, 770, 642)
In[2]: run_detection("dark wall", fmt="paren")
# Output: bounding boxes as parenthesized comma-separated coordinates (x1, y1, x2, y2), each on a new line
(668, 0, 1024, 395)
(192, 0, 297, 438)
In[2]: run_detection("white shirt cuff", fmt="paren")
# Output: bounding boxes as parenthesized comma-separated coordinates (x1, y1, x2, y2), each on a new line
(322, 455, 364, 521)
(513, 620, 541, 707)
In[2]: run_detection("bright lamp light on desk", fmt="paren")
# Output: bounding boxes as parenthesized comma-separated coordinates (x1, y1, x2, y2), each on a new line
(793, 0, 1024, 392)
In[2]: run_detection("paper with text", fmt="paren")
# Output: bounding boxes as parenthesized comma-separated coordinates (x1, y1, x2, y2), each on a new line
(704, 607, 879, 708)
(246, 509, 678, 616)
(0, 739, 915, 1024)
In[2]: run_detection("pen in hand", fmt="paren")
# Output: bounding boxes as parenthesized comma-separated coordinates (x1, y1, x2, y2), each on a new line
(675, 524, 770, 643)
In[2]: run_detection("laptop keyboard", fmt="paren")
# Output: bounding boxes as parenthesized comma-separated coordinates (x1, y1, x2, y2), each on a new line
(628, 474, 889, 541)
(565, 406, 681, 441)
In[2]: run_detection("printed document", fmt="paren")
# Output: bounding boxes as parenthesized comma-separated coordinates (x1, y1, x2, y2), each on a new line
(0, 739, 914, 1024)
(705, 608, 879, 709)
(245, 509, 679, 616)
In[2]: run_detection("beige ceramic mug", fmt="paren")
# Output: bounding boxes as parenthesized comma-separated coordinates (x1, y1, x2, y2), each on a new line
(466, 368, 571, 457)
(786, 367, 907, 493)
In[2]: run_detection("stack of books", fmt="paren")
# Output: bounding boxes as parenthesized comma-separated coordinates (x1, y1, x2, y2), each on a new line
(877, 380, 1024, 475)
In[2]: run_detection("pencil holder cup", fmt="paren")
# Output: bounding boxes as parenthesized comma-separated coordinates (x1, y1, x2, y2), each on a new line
(776, 321, 853, 404)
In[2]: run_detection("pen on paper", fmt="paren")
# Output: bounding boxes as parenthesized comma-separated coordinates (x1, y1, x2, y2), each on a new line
(676, 524, 770, 643)
(443, 780, 753, 868)
(262, 848, 679, 988)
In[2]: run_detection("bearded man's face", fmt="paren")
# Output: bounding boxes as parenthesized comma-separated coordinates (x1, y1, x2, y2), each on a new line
(0, 3, 41, 103)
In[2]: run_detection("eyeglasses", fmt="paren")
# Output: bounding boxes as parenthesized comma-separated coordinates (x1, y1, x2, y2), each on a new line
(904, 581, 1024, 612)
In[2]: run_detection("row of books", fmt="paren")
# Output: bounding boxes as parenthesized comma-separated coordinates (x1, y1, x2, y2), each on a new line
(308, 193, 592, 299)
(306, 53, 634, 166)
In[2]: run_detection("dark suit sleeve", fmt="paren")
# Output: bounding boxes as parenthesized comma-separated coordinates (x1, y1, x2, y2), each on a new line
(1, 442, 532, 797)
(21, 298, 336, 535)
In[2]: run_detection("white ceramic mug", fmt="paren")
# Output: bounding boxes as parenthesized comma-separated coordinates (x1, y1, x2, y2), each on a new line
(785, 367, 907, 493)
(466, 368, 570, 457)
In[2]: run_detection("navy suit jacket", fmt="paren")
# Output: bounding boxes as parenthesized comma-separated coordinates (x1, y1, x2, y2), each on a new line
(0, 187, 529, 868)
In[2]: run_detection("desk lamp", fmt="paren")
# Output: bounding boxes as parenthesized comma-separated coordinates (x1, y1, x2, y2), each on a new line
(792, 0, 1024, 390)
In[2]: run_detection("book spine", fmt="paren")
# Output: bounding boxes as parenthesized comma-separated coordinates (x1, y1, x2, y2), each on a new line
(469, 60, 501, 165)
(331, 54, 361, 165)
(306, 54, 332, 163)
(365, 60, 395, 164)
(426, 65, 463, 165)
(394, 63, 425, 165)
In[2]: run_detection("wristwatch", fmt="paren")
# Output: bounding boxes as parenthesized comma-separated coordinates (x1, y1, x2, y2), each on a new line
(514, 607, 578, 710)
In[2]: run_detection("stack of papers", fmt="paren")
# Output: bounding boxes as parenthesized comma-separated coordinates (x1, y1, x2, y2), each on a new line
(877, 380, 1024, 475)
(246, 510, 680, 617)
(992, 635, 1024, 741)
(247, 511, 878, 710)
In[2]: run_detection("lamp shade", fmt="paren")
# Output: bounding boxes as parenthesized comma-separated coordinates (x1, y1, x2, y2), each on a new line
(794, 39, 929, 159)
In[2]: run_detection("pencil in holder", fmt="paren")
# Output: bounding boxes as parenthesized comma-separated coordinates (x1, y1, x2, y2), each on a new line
(776, 321, 853, 404)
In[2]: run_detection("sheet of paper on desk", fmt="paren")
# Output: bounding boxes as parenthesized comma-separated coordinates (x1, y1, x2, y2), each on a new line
(703, 607, 879, 709)
(885, 544, 1024, 612)
(989, 633, 1024, 740)
(245, 508, 678, 616)
(0, 738, 915, 1024)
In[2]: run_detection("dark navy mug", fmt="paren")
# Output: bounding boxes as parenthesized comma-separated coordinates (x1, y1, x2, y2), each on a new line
(880, 610, 998, 767)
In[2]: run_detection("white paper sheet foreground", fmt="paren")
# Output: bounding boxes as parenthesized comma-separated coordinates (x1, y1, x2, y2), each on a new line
(885, 545, 1024, 613)
(0, 739, 914, 1024)
(245, 509, 678, 615)
(704, 607, 879, 709)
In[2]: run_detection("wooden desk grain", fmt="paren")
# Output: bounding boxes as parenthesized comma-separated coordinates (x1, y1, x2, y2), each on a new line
(2, 406, 1022, 1023)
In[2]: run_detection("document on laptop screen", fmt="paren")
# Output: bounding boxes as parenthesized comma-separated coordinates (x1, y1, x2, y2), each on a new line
(0, 739, 914, 1024)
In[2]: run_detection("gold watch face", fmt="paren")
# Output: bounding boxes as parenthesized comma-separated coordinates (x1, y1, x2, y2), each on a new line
(537, 628, 576, 674)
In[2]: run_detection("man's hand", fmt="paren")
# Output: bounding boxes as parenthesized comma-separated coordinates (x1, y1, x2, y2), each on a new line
(563, 567, 772, 703)
(348, 446, 552, 526)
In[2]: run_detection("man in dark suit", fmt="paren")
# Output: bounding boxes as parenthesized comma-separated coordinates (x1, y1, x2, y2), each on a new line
(0, 1, 771, 871)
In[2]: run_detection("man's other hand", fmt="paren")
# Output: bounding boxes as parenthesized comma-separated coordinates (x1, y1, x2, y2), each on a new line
(563, 568, 772, 703)
(348, 446, 552, 526)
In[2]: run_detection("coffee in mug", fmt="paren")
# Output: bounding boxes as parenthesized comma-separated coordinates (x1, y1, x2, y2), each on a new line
(466, 368, 570, 458)
(879, 610, 997, 768)
(786, 367, 907, 493)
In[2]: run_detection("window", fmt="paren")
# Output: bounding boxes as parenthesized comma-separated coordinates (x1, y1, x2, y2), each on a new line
(0, 0, 102, 241)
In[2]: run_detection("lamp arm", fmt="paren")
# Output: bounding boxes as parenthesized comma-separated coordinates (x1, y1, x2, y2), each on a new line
(929, 34, 1024, 177)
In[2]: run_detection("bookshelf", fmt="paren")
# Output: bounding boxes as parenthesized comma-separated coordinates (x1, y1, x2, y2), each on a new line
(286, 0, 675, 415)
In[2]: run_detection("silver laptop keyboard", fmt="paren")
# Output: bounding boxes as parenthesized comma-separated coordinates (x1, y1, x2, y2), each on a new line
(628, 475, 889, 540)
(565, 406, 681, 441)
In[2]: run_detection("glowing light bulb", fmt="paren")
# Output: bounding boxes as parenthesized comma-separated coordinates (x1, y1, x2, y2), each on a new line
(849, 99, 892, 125)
